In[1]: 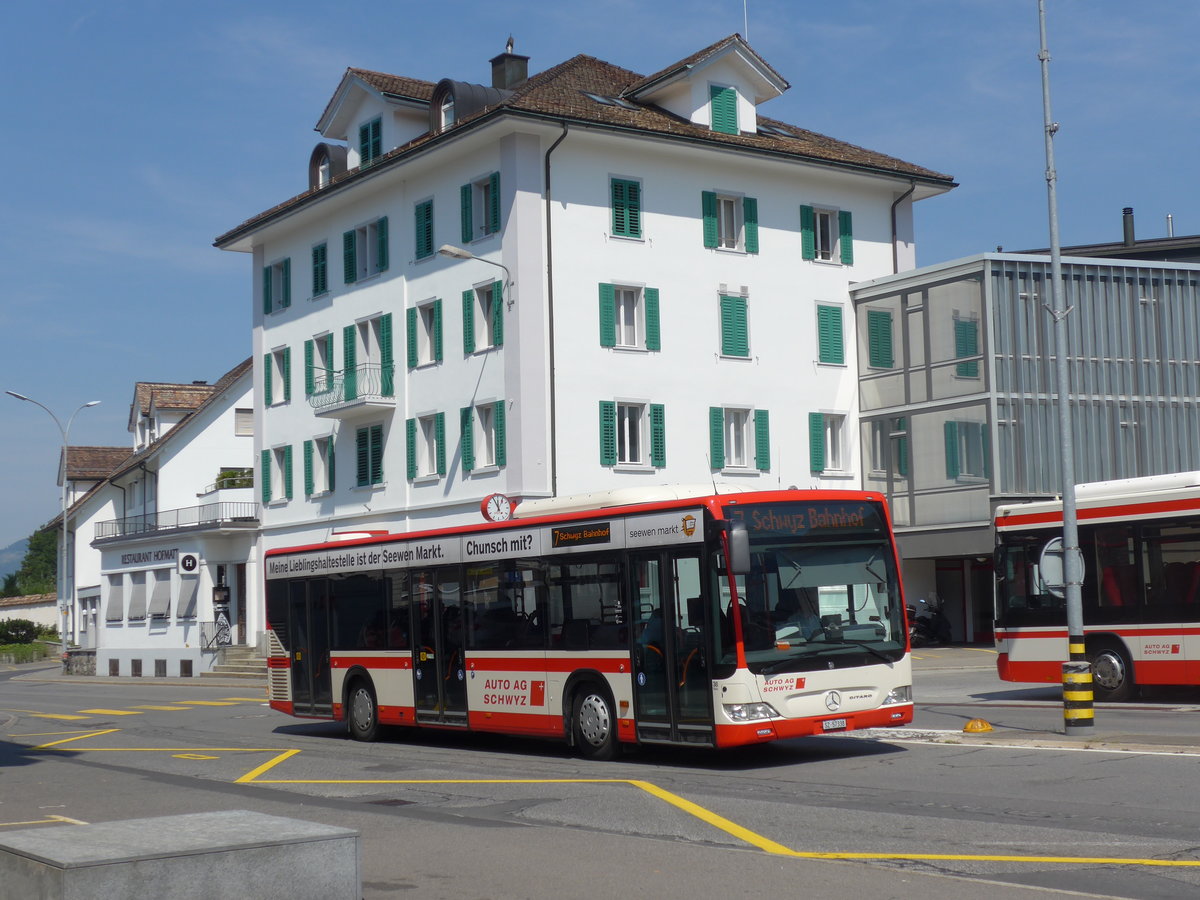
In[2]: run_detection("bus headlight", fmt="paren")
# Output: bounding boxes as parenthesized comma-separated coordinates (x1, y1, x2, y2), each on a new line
(723, 702, 779, 721)
(881, 685, 912, 705)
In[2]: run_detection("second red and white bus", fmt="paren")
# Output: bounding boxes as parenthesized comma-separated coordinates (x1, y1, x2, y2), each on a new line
(264, 486, 913, 757)
(995, 471, 1200, 700)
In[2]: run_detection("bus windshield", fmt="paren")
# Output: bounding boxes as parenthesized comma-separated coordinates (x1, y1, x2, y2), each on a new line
(717, 500, 906, 675)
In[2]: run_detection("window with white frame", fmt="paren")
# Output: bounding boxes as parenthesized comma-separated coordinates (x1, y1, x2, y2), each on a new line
(701, 193, 758, 253)
(271, 444, 293, 501)
(262, 258, 291, 313)
(710, 406, 769, 471)
(599, 401, 665, 467)
(599, 283, 660, 351)
(439, 97, 455, 131)
(617, 402, 645, 465)
(356, 314, 395, 397)
(234, 408, 253, 437)
(808, 412, 847, 473)
(945, 420, 989, 481)
(343, 217, 389, 283)
(462, 401, 506, 472)
(413, 413, 444, 478)
(409, 300, 442, 366)
(461, 172, 501, 242)
(869, 417, 909, 478)
(304, 435, 334, 496)
(463, 282, 503, 353)
(801, 205, 854, 265)
(724, 407, 749, 468)
(264, 347, 291, 406)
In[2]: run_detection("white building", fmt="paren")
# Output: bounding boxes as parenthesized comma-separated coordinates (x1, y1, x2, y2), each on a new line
(215, 35, 954, 559)
(87, 358, 260, 676)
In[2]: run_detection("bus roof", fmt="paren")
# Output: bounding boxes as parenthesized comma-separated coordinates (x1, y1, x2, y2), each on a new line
(995, 470, 1200, 531)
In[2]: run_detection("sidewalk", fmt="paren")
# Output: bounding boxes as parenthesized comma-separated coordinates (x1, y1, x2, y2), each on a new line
(5, 660, 265, 691)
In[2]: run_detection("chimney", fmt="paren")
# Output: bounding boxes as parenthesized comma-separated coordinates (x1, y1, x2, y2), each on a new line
(490, 37, 529, 90)
(1122, 207, 1135, 247)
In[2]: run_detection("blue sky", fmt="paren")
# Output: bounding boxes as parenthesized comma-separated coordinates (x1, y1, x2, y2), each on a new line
(2, 0, 1197, 548)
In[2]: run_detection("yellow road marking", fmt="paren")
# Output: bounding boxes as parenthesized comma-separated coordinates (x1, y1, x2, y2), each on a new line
(27, 713, 91, 721)
(33, 729, 120, 749)
(77, 709, 142, 716)
(132, 705, 192, 711)
(959, 647, 999, 655)
(235, 749, 302, 783)
(0, 815, 88, 828)
(218, 697, 267, 702)
(630, 779, 797, 855)
(173, 754, 218, 760)
(172, 701, 238, 706)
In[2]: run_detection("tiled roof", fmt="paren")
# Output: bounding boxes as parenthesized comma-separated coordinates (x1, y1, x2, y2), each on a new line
(351, 68, 437, 101)
(63, 446, 132, 481)
(622, 33, 787, 97)
(0, 593, 55, 609)
(133, 382, 218, 417)
(216, 42, 953, 247)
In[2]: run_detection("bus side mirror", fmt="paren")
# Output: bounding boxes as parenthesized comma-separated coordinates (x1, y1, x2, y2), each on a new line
(728, 523, 751, 575)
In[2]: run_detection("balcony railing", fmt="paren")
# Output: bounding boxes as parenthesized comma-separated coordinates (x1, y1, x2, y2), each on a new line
(95, 502, 259, 540)
(308, 363, 396, 415)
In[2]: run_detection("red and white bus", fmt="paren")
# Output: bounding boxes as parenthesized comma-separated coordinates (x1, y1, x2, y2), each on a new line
(994, 471, 1200, 700)
(264, 487, 913, 758)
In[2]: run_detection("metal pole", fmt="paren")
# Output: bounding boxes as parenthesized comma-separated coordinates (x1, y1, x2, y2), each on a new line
(5, 393, 100, 667)
(1037, 0, 1093, 736)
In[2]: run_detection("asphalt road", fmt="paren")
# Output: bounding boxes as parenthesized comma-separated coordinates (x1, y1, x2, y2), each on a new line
(4, 654, 1200, 899)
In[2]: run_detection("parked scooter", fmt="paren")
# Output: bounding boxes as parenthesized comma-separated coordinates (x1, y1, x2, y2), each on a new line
(907, 596, 952, 647)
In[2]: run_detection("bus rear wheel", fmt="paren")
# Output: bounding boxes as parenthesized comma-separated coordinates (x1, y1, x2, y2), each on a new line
(1088, 642, 1135, 702)
(572, 685, 617, 760)
(347, 679, 380, 742)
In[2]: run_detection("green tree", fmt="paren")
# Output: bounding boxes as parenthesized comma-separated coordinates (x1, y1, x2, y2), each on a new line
(10, 527, 57, 596)
(1, 572, 18, 598)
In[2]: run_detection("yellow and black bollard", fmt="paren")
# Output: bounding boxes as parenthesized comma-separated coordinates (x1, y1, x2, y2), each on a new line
(1062, 642, 1094, 736)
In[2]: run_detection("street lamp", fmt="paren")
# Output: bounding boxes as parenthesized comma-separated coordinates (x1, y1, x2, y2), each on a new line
(5, 391, 101, 665)
(437, 244, 512, 304)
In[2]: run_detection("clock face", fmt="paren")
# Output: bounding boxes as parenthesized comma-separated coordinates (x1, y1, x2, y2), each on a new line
(481, 493, 513, 522)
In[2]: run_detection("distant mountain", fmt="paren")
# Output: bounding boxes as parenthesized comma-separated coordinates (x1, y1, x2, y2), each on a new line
(0, 538, 28, 580)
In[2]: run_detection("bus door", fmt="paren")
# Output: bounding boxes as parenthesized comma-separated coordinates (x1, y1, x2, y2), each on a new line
(629, 551, 712, 745)
(288, 579, 332, 715)
(410, 568, 468, 724)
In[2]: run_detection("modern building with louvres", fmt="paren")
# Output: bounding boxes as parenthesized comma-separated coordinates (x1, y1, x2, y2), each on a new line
(215, 34, 955, 559)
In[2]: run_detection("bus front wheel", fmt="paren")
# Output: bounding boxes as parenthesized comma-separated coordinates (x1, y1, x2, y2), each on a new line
(572, 685, 618, 760)
(1088, 642, 1135, 702)
(347, 679, 380, 742)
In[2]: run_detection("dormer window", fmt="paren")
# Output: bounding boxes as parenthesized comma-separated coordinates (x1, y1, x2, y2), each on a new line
(358, 117, 382, 167)
(709, 84, 738, 135)
(440, 98, 455, 131)
(317, 155, 331, 188)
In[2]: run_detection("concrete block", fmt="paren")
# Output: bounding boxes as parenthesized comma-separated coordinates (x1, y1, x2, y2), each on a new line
(0, 810, 360, 900)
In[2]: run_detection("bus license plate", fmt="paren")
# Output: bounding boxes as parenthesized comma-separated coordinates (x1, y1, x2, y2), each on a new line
(822, 718, 847, 732)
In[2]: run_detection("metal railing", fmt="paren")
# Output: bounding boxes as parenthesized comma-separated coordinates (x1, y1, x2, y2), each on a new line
(200, 619, 233, 650)
(201, 468, 254, 494)
(95, 502, 259, 539)
(308, 363, 395, 411)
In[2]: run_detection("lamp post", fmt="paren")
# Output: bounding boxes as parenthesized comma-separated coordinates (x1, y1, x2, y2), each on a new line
(5, 391, 102, 665)
(437, 244, 512, 300)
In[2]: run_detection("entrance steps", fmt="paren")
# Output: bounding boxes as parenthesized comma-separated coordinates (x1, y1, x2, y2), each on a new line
(201, 645, 268, 680)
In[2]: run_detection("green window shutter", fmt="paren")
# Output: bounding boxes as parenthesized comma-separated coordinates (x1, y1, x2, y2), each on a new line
(599, 401, 617, 465)
(376, 216, 388, 272)
(955, 319, 979, 377)
(342, 325, 357, 401)
(460, 407, 474, 473)
(598, 283, 616, 347)
(343, 230, 357, 284)
(370, 424, 383, 484)
(303, 440, 314, 497)
(261, 449, 271, 504)
(283, 444, 293, 500)
(370, 119, 381, 162)
(435, 412, 446, 476)
(839, 210, 854, 265)
(356, 427, 369, 487)
(720, 296, 748, 357)
(415, 201, 433, 259)
(644, 287, 660, 351)
(494, 400, 506, 467)
(492, 280, 504, 346)
(262, 266, 272, 314)
(755, 409, 771, 471)
(487, 172, 501, 233)
(312, 243, 327, 296)
(405, 419, 417, 480)
(809, 412, 826, 474)
(281, 258, 291, 308)
(611, 179, 641, 238)
(406, 307, 418, 368)
(460, 183, 473, 243)
(710, 84, 738, 134)
(743, 197, 759, 254)
(282, 346, 291, 402)
(358, 122, 369, 164)
(263, 354, 273, 407)
(817, 306, 844, 365)
(324, 334, 334, 382)
(944, 421, 961, 480)
(462, 289, 475, 354)
(327, 435, 335, 491)
(701, 191, 718, 248)
(867, 310, 894, 368)
(379, 313, 394, 397)
(709, 407, 724, 469)
(304, 340, 314, 396)
(800, 205, 816, 261)
(433, 299, 443, 361)
(649, 404, 666, 467)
